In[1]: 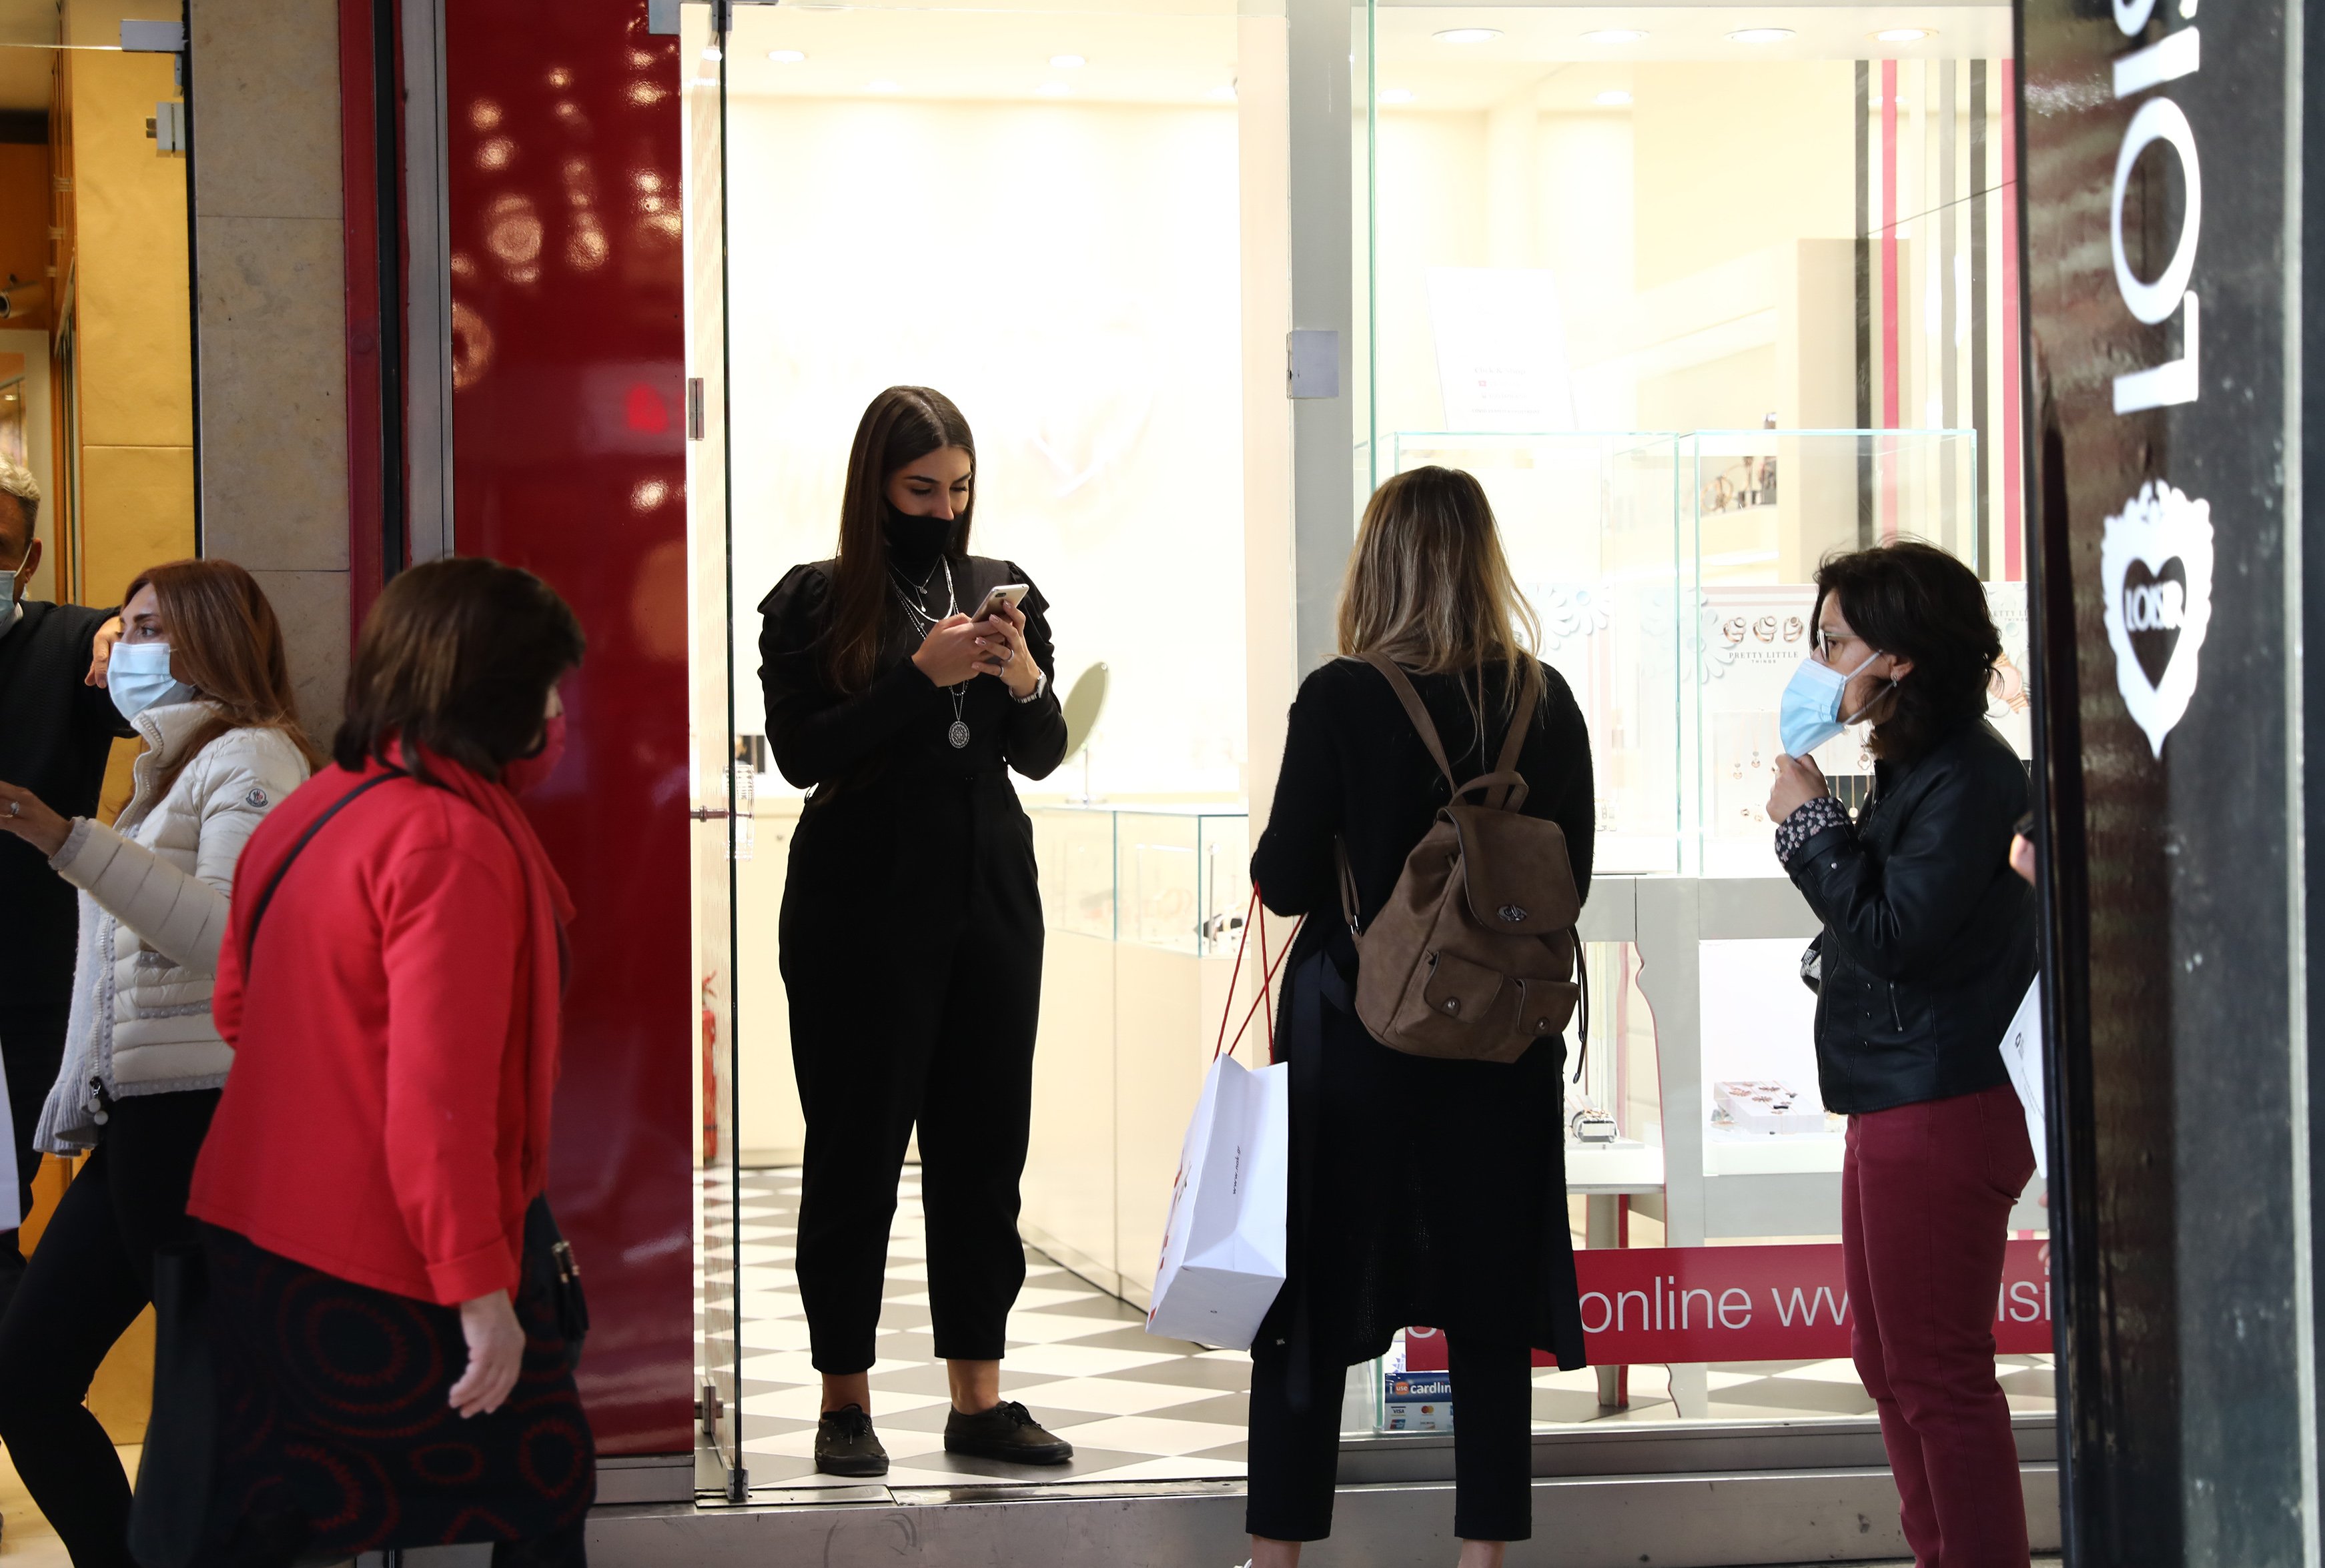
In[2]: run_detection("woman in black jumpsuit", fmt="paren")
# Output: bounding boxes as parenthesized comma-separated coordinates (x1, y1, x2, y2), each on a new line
(757, 387, 1073, 1477)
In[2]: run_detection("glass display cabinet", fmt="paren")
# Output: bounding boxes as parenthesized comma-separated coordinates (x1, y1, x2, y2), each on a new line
(1021, 805, 1254, 1304)
(1379, 428, 2041, 1420)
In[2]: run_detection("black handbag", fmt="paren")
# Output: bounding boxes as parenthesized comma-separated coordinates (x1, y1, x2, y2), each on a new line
(129, 770, 588, 1566)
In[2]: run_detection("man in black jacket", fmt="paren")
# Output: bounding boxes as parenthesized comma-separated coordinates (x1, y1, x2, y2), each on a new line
(0, 459, 124, 1311)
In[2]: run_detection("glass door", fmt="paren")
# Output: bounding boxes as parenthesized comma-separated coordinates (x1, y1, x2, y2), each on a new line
(681, 0, 745, 1501)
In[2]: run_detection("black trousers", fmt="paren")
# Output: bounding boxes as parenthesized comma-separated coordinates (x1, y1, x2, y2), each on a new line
(779, 778, 1043, 1375)
(0, 1000, 71, 1283)
(0, 1088, 219, 1568)
(1246, 1329, 1536, 1543)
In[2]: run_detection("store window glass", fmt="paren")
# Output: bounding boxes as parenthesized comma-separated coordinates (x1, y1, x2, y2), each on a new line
(1361, 5, 2049, 1429)
(685, 0, 1283, 1498)
(680, 0, 2049, 1505)
(0, 5, 195, 618)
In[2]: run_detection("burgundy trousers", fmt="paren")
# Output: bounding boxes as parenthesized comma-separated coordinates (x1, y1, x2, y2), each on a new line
(1843, 1083, 2037, 1568)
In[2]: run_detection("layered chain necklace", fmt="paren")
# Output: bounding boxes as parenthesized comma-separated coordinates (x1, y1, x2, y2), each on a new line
(890, 555, 972, 749)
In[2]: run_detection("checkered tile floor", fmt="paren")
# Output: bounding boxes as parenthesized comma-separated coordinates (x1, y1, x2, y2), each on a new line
(698, 1168, 2053, 1495)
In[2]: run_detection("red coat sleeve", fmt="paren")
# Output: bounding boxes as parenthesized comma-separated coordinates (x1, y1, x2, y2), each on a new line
(380, 839, 525, 1304)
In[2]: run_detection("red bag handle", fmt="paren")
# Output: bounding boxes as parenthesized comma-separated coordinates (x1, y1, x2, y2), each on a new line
(1215, 884, 1306, 1064)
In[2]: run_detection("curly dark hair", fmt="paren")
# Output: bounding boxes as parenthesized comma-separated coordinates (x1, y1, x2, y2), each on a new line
(1813, 540, 2000, 763)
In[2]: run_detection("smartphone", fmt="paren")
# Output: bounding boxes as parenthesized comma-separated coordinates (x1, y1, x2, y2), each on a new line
(971, 583, 1029, 621)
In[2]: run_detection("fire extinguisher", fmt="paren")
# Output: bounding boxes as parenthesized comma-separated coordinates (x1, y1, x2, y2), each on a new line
(701, 975, 720, 1162)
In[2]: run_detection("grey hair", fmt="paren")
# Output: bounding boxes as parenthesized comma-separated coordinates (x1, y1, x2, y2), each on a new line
(0, 456, 35, 552)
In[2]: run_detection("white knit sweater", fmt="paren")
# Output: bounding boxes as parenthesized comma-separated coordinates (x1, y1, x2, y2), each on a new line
(33, 701, 310, 1152)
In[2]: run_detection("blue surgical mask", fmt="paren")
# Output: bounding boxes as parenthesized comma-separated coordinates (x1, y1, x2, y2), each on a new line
(1, 558, 26, 639)
(108, 640, 195, 722)
(1778, 649, 1885, 758)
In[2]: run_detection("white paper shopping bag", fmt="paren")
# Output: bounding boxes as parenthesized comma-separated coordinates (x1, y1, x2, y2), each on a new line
(1997, 977, 2047, 1181)
(1145, 1050, 1290, 1349)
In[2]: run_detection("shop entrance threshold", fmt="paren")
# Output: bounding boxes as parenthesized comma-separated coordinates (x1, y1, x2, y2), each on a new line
(580, 1459, 2059, 1567)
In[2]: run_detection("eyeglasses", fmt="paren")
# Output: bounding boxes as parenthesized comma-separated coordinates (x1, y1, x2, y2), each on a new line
(1813, 627, 1857, 662)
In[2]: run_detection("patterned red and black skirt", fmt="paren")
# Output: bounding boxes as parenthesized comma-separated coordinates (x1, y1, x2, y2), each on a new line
(197, 1223, 596, 1561)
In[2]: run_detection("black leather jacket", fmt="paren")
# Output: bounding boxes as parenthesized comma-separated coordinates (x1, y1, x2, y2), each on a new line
(1787, 718, 2035, 1115)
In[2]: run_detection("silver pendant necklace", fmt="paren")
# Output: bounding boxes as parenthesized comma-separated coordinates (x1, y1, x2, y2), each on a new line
(890, 555, 972, 749)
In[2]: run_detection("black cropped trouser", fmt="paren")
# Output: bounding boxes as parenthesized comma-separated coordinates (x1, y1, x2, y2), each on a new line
(1246, 1328, 1536, 1543)
(0, 1088, 218, 1568)
(779, 780, 1045, 1375)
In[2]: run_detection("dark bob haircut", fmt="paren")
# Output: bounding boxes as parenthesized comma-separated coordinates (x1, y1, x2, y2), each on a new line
(335, 557, 586, 784)
(1813, 539, 2001, 763)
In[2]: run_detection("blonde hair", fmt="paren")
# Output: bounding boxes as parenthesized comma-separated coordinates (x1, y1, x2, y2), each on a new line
(1337, 465, 1541, 721)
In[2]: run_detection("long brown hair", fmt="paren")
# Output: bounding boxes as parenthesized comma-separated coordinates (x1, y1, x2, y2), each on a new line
(127, 560, 318, 787)
(1337, 466, 1542, 728)
(335, 557, 586, 785)
(824, 386, 977, 694)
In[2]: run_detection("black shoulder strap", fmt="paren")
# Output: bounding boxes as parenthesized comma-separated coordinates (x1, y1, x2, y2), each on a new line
(242, 770, 404, 973)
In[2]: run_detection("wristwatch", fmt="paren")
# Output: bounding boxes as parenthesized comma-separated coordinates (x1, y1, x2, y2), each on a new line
(1011, 670, 1049, 705)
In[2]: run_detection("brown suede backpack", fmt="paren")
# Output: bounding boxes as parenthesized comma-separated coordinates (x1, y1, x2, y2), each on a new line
(1334, 654, 1588, 1066)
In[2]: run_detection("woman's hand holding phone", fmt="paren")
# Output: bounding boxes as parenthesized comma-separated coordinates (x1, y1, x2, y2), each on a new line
(974, 601, 1043, 699)
(911, 615, 999, 686)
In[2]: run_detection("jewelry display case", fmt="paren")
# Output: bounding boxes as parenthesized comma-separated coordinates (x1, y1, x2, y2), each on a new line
(1019, 804, 1254, 1303)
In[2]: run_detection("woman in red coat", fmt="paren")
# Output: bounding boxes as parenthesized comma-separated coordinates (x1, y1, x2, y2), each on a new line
(186, 558, 592, 1568)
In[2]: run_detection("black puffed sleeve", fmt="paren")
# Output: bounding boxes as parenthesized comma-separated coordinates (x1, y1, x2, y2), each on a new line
(756, 564, 933, 789)
(997, 565, 1070, 780)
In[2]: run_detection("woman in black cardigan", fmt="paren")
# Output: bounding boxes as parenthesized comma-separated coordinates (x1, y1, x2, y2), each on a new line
(1247, 466, 1594, 1568)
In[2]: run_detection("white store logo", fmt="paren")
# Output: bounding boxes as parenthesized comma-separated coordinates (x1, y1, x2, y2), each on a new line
(2104, 1, 2211, 754)
(2100, 480, 2213, 758)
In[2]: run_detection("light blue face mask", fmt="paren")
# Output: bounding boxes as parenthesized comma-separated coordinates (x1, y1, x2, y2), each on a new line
(1, 557, 27, 638)
(108, 640, 195, 722)
(1778, 648, 1885, 758)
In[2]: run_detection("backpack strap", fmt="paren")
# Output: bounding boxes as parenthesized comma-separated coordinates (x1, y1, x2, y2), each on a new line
(1359, 654, 1456, 789)
(242, 770, 404, 974)
(1466, 660, 1543, 811)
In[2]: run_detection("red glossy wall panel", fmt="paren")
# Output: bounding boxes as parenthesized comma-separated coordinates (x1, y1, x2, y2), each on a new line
(444, 4, 691, 1455)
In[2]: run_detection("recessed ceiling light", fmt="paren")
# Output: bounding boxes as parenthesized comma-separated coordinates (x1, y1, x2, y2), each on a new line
(865, 79, 900, 92)
(1379, 87, 1415, 103)
(1727, 27, 1795, 43)
(1432, 27, 1502, 44)
(767, 49, 806, 63)
(1035, 81, 1069, 96)
(1049, 53, 1085, 69)
(1594, 89, 1633, 107)
(1583, 29, 1648, 43)
(1208, 83, 1237, 101)
(1873, 27, 1935, 42)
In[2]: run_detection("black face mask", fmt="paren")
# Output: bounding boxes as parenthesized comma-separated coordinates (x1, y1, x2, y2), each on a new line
(884, 506, 955, 577)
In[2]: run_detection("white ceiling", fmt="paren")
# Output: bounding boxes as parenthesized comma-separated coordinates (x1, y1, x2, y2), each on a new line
(718, 1, 2009, 111)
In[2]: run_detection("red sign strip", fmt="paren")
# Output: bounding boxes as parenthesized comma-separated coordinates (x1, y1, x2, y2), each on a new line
(1404, 1240, 2053, 1368)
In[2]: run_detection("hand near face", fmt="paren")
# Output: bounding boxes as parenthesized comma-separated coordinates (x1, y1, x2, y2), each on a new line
(1767, 752, 1829, 824)
(87, 617, 123, 688)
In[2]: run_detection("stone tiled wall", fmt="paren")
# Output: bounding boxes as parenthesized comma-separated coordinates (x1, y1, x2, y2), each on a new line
(189, 0, 350, 740)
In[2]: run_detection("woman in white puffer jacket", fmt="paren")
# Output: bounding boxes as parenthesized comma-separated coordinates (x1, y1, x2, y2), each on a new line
(0, 558, 313, 1568)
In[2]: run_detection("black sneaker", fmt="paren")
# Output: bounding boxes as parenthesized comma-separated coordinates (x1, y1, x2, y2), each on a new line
(815, 1404, 889, 1477)
(943, 1400, 1074, 1465)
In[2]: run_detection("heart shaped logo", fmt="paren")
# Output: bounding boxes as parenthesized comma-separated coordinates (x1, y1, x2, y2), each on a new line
(2100, 480, 2214, 758)
(2122, 556, 2187, 688)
